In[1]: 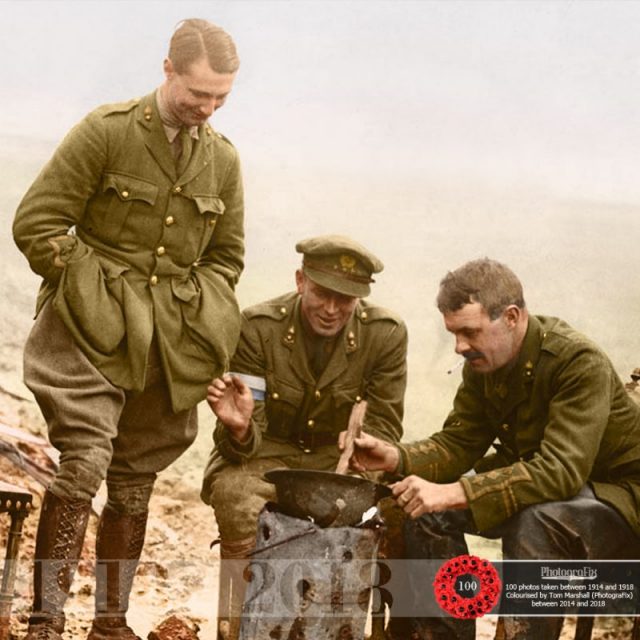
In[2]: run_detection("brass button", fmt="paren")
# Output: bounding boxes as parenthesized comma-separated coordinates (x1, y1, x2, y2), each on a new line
(149, 275, 158, 286)
(360, 311, 368, 320)
(144, 114, 152, 121)
(501, 423, 509, 432)
(272, 392, 280, 401)
(356, 395, 362, 402)
(165, 216, 175, 226)
(174, 186, 182, 193)
(280, 307, 287, 315)
(156, 246, 166, 256)
(303, 448, 312, 454)
(307, 419, 315, 429)
(314, 390, 321, 400)
(121, 190, 129, 198)
(209, 218, 216, 226)
(192, 261, 200, 267)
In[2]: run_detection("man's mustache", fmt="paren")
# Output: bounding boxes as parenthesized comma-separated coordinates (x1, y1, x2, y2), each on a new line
(463, 351, 484, 361)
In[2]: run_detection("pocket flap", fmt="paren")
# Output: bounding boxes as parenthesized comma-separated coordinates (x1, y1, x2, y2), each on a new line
(193, 195, 226, 216)
(265, 374, 304, 407)
(171, 276, 201, 303)
(102, 172, 158, 205)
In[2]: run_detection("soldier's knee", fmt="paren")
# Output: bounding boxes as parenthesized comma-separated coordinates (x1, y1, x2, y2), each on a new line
(51, 458, 109, 501)
(106, 476, 156, 514)
(511, 501, 562, 533)
(502, 502, 567, 559)
(209, 467, 276, 542)
(210, 467, 250, 507)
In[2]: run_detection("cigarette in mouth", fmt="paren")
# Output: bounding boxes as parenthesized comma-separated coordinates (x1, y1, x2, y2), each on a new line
(447, 360, 464, 375)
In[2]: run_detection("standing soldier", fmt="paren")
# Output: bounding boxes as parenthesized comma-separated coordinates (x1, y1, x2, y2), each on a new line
(201, 235, 408, 639)
(13, 19, 244, 640)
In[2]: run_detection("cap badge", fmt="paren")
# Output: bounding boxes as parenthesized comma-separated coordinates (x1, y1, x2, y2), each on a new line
(339, 254, 357, 272)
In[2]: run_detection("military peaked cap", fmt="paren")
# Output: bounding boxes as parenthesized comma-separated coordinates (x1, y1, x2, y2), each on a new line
(295, 234, 384, 297)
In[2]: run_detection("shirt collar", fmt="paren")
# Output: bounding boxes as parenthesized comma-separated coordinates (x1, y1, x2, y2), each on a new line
(488, 315, 540, 389)
(155, 87, 199, 144)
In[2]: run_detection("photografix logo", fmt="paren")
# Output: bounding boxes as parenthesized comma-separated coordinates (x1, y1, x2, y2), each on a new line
(540, 566, 598, 581)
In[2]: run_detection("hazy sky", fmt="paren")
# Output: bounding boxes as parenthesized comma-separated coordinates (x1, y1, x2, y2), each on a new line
(3, 0, 640, 202)
(3, 0, 640, 433)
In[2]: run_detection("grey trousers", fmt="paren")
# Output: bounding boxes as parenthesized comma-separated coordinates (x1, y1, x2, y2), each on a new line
(23, 300, 198, 512)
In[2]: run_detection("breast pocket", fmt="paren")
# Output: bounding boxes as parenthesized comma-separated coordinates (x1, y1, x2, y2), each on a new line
(190, 194, 226, 257)
(264, 374, 304, 440)
(86, 172, 158, 245)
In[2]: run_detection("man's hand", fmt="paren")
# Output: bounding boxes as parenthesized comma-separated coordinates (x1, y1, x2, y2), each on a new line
(207, 374, 254, 443)
(391, 476, 468, 519)
(47, 235, 74, 268)
(339, 432, 400, 473)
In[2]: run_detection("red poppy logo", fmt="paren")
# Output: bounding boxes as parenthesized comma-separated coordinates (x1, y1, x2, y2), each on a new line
(433, 554, 501, 619)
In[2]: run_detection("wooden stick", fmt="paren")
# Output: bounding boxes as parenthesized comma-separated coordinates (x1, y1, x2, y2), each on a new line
(334, 400, 367, 475)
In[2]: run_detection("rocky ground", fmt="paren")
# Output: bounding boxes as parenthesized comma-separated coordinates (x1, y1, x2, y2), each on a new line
(1, 386, 638, 639)
(0, 388, 221, 639)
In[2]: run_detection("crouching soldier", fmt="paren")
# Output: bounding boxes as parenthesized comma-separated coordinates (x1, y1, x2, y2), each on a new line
(347, 258, 640, 640)
(201, 235, 408, 639)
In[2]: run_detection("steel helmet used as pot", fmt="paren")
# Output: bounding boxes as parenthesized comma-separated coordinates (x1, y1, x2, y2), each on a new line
(264, 468, 391, 527)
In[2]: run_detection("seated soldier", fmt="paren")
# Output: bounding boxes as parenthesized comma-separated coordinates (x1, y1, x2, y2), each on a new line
(200, 234, 408, 639)
(348, 257, 640, 640)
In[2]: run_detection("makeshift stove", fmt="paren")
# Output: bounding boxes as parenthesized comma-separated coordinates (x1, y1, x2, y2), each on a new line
(239, 502, 384, 640)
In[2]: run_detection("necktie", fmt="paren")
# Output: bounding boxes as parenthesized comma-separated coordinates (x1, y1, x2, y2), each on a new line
(306, 335, 337, 379)
(176, 127, 193, 175)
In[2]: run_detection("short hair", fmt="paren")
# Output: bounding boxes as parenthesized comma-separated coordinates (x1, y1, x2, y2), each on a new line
(168, 19, 239, 75)
(436, 258, 526, 320)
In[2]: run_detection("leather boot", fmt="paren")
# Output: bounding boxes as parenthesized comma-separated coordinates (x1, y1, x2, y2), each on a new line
(86, 506, 147, 640)
(217, 537, 256, 640)
(25, 489, 91, 640)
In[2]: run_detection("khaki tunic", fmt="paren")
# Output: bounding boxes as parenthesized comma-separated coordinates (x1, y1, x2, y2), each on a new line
(13, 92, 244, 413)
(201, 291, 408, 514)
(400, 315, 640, 535)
